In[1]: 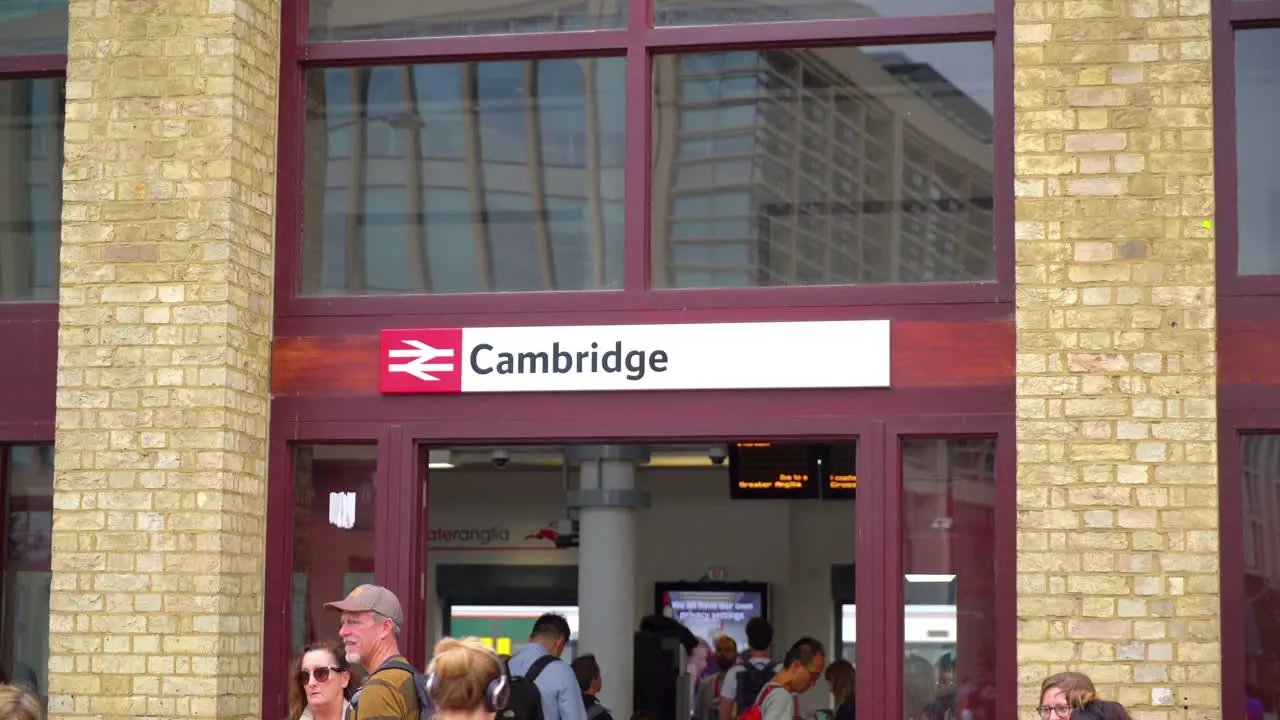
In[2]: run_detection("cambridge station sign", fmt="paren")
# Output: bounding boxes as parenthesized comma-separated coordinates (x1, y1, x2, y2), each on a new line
(378, 320, 890, 394)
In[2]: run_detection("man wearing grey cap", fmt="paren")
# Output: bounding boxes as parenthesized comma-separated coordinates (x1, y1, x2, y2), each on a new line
(327, 584, 420, 720)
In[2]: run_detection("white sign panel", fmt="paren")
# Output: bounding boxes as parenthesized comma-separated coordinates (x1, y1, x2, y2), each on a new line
(379, 320, 890, 394)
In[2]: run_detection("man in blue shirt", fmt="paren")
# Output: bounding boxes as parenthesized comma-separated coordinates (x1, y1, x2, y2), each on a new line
(508, 614, 588, 720)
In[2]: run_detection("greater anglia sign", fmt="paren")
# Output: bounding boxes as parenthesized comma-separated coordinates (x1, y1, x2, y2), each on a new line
(379, 320, 890, 394)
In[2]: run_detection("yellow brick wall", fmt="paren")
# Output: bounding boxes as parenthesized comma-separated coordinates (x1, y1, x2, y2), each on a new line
(51, 1, 280, 719)
(1013, 0, 1219, 717)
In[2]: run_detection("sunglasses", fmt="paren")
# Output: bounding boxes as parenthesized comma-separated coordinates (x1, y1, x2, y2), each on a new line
(299, 666, 342, 684)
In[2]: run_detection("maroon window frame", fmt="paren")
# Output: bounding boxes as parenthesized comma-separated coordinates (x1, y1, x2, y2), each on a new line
(1213, 0, 1280, 296)
(1216, 1, 1280, 719)
(1219, 412, 1279, 720)
(0, 49, 61, 465)
(272, 0, 1014, 320)
(262, 413, 1016, 720)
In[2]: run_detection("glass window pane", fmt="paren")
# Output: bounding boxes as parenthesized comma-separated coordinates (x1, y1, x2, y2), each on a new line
(307, 0, 624, 41)
(0, 1, 67, 55)
(291, 445, 378, 654)
(1241, 435, 1280, 720)
(1236, 29, 1280, 275)
(301, 59, 626, 296)
(0, 77, 64, 302)
(2, 445, 53, 706)
(656, 0, 989, 27)
(902, 438, 996, 720)
(652, 44, 995, 289)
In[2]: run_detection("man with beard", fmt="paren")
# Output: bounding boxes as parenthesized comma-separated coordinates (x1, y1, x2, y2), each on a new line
(695, 635, 740, 720)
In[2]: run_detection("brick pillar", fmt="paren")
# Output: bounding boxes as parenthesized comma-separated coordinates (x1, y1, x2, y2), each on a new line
(51, 1, 280, 719)
(1013, 2, 1219, 718)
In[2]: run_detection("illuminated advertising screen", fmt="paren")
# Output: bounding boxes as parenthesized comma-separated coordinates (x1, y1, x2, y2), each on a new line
(656, 582, 768, 650)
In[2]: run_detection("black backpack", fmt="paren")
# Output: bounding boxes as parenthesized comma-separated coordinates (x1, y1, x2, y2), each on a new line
(350, 658, 432, 720)
(499, 655, 557, 720)
(734, 661, 777, 716)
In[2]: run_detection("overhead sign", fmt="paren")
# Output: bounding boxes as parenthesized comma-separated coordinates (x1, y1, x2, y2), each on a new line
(728, 442, 858, 500)
(379, 320, 890, 394)
(427, 522, 569, 550)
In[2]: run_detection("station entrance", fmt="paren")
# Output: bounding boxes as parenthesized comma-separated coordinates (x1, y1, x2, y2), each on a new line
(282, 433, 1003, 720)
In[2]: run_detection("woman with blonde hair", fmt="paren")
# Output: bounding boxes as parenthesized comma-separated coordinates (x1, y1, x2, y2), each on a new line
(425, 637, 511, 720)
(0, 684, 42, 720)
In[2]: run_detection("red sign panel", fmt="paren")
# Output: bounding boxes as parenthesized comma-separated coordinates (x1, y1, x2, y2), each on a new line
(379, 328, 464, 394)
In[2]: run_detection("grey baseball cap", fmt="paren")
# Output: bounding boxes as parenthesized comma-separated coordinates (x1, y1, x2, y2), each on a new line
(324, 584, 404, 626)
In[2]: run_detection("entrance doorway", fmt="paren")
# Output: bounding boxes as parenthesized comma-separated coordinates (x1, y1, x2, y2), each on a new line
(265, 413, 1012, 720)
(424, 440, 859, 720)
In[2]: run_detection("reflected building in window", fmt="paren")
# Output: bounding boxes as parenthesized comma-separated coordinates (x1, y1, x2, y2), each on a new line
(307, 0, 625, 40)
(652, 46, 995, 289)
(300, 43, 992, 295)
(302, 58, 627, 295)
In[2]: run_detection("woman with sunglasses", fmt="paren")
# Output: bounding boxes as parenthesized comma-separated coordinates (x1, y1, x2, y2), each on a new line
(425, 637, 510, 720)
(290, 641, 355, 720)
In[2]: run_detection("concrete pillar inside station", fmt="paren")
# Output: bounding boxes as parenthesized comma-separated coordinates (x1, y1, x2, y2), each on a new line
(567, 445, 651, 720)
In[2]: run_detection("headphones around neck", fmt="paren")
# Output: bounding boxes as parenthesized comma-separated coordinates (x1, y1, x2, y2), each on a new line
(424, 645, 511, 713)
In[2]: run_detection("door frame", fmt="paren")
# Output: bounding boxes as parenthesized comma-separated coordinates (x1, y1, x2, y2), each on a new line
(263, 410, 1014, 720)
(1218, 409, 1280, 720)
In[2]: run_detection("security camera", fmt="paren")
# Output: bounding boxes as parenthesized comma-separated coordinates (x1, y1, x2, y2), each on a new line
(490, 448, 510, 469)
(709, 446, 728, 465)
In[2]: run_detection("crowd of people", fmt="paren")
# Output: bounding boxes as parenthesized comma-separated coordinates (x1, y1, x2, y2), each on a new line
(295, 584, 1141, 720)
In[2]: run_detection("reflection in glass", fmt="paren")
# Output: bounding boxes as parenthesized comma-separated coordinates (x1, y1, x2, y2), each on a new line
(1236, 29, 1280, 275)
(652, 44, 995, 289)
(1241, 435, 1280, 720)
(902, 438, 995, 720)
(0, 1, 67, 55)
(291, 445, 377, 654)
(0, 77, 63, 302)
(656, 0, 990, 27)
(307, 0, 624, 41)
(2, 446, 52, 706)
(302, 59, 626, 296)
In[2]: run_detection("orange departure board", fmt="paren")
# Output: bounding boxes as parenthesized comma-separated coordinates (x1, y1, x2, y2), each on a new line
(728, 442, 857, 500)
(823, 443, 858, 499)
(728, 442, 819, 499)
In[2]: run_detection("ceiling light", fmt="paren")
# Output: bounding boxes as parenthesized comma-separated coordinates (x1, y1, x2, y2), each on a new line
(905, 574, 956, 583)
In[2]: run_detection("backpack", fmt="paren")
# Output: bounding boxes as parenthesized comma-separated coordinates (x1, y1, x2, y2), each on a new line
(498, 655, 557, 720)
(734, 662, 777, 715)
(350, 658, 431, 720)
(737, 685, 796, 720)
(586, 703, 609, 720)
